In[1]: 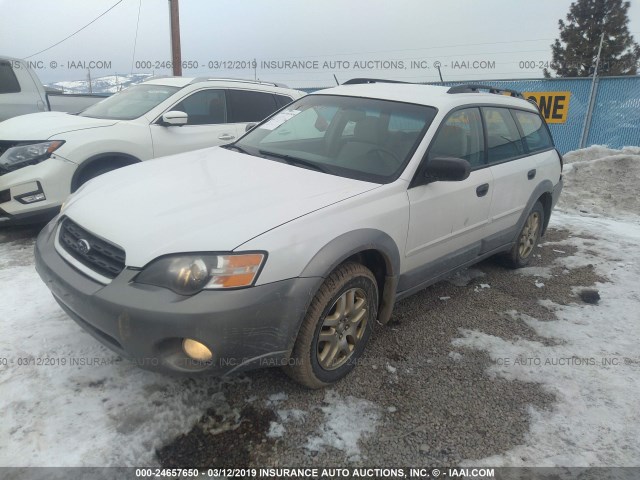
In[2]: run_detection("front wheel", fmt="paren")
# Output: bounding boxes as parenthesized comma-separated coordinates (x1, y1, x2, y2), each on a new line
(504, 201, 545, 268)
(283, 262, 378, 389)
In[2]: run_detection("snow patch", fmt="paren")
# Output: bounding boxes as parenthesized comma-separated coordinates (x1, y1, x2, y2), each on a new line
(455, 213, 640, 466)
(305, 391, 379, 461)
(447, 268, 486, 287)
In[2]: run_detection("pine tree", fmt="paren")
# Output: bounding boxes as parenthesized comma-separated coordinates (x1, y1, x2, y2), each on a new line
(544, 0, 640, 77)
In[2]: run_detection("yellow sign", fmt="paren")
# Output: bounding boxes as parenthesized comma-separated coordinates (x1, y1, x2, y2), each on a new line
(523, 91, 571, 124)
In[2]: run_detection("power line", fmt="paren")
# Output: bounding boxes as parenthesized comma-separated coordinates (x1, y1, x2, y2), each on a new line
(254, 37, 559, 61)
(24, 0, 124, 59)
(131, 0, 142, 73)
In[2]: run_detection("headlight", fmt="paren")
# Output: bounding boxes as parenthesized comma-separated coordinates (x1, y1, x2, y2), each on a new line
(135, 253, 266, 295)
(0, 140, 65, 172)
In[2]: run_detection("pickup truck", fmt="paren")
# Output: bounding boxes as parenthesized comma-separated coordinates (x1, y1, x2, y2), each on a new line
(0, 56, 105, 122)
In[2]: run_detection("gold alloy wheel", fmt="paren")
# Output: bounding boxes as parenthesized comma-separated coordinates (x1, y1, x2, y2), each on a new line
(518, 211, 541, 259)
(317, 287, 368, 370)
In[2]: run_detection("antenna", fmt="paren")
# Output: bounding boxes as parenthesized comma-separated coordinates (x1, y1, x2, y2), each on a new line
(333, 74, 339, 85)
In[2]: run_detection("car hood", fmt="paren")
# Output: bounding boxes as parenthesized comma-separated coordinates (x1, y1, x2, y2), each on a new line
(0, 112, 117, 140)
(63, 147, 380, 267)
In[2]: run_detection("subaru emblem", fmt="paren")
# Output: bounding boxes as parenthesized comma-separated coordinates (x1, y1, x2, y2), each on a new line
(77, 239, 91, 255)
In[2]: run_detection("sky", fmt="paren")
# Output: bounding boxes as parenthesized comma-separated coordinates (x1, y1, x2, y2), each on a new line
(1, 0, 639, 87)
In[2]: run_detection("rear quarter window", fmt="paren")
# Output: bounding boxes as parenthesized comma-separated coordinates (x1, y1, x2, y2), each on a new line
(513, 109, 554, 153)
(0, 61, 21, 94)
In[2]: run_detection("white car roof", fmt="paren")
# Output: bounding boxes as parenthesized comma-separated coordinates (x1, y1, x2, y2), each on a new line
(313, 82, 538, 113)
(143, 76, 303, 95)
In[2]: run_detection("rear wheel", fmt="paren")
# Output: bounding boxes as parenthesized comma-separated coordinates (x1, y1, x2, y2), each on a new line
(504, 201, 545, 268)
(284, 262, 378, 389)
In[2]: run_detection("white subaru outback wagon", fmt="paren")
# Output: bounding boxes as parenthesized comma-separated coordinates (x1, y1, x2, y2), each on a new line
(0, 77, 304, 225)
(35, 79, 563, 388)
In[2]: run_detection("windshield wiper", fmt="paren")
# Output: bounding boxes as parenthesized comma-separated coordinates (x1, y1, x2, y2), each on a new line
(258, 149, 329, 173)
(222, 144, 251, 155)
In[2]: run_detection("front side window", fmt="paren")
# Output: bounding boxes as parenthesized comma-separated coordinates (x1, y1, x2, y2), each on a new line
(232, 95, 437, 183)
(513, 109, 553, 153)
(482, 107, 525, 163)
(173, 89, 226, 125)
(227, 90, 278, 123)
(80, 84, 179, 120)
(429, 108, 485, 167)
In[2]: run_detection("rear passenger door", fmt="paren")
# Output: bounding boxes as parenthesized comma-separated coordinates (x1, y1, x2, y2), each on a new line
(227, 89, 291, 128)
(512, 109, 560, 194)
(483, 107, 540, 240)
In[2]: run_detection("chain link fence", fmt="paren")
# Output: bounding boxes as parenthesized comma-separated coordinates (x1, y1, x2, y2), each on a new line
(304, 76, 640, 154)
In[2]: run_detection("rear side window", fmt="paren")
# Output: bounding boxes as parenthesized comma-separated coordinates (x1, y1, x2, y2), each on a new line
(482, 107, 525, 163)
(227, 90, 278, 122)
(429, 108, 485, 167)
(0, 61, 21, 94)
(173, 89, 226, 125)
(274, 94, 293, 108)
(513, 109, 553, 153)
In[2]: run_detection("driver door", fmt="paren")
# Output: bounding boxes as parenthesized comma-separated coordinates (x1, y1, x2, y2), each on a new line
(404, 108, 492, 283)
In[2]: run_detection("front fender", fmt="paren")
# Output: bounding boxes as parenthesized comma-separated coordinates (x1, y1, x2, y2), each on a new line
(300, 228, 400, 279)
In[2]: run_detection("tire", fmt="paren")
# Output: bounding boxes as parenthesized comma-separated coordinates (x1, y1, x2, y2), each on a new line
(283, 262, 378, 389)
(72, 160, 129, 192)
(504, 201, 545, 268)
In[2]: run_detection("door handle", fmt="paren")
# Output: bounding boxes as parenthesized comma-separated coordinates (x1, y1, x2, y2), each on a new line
(527, 169, 536, 180)
(218, 134, 235, 141)
(476, 183, 489, 197)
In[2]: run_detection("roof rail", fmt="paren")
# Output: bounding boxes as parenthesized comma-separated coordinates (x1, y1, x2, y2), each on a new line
(189, 77, 289, 88)
(343, 78, 410, 85)
(142, 75, 172, 82)
(447, 84, 524, 98)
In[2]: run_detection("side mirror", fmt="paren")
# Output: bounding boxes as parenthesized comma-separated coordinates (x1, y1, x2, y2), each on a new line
(245, 123, 257, 132)
(423, 156, 471, 182)
(160, 110, 188, 126)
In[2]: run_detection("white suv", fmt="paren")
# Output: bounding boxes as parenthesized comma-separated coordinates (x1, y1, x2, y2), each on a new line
(0, 77, 305, 224)
(35, 79, 563, 388)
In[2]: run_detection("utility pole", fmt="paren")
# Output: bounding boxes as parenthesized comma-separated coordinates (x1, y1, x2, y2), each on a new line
(169, 0, 182, 76)
(87, 68, 93, 94)
(579, 31, 605, 148)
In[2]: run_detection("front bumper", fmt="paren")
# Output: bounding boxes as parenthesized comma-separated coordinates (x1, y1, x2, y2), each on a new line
(0, 156, 75, 226)
(34, 219, 321, 375)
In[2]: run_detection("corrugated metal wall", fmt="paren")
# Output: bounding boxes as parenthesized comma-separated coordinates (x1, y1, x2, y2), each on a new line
(303, 76, 640, 154)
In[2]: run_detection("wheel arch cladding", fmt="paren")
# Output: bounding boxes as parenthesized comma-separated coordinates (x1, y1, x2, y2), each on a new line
(537, 190, 553, 235)
(299, 229, 400, 325)
(515, 180, 554, 240)
(71, 152, 141, 192)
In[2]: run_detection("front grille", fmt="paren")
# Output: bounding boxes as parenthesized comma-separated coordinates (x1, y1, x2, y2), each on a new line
(59, 217, 126, 279)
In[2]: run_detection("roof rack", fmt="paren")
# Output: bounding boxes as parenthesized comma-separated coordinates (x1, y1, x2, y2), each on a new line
(343, 78, 410, 85)
(189, 77, 288, 88)
(447, 84, 524, 98)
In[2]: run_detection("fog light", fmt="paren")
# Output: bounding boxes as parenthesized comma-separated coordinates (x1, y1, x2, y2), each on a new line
(20, 192, 46, 203)
(182, 338, 213, 362)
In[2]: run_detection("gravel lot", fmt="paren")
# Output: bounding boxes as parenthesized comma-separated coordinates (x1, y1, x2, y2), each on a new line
(2, 146, 639, 469)
(0, 221, 609, 468)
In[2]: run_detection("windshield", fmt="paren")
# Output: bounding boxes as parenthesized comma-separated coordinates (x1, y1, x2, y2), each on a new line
(79, 84, 179, 120)
(233, 94, 437, 184)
